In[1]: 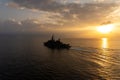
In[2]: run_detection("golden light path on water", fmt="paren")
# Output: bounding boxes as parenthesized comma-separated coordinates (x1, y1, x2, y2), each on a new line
(102, 38, 108, 49)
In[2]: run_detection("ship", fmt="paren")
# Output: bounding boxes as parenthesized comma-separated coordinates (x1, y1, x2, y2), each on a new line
(44, 35, 71, 49)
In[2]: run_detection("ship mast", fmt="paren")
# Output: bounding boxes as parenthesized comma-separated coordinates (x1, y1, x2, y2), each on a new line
(51, 35, 54, 41)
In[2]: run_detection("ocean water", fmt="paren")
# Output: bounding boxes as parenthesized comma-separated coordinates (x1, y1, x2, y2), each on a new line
(0, 36, 120, 80)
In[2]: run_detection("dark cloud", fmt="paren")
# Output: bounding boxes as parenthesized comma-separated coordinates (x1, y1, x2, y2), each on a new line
(61, 3, 117, 22)
(101, 21, 112, 25)
(0, 19, 67, 34)
(0, 20, 21, 33)
(0, 19, 41, 34)
(3, 0, 119, 38)
(11, 0, 118, 25)
(0, 19, 78, 38)
(12, 0, 117, 13)
(12, 0, 63, 12)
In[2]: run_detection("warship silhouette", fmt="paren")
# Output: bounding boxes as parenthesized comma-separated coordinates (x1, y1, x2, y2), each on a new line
(44, 35, 71, 49)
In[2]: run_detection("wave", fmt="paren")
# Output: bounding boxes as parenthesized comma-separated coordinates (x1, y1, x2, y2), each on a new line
(71, 47, 98, 53)
(70, 46, 119, 53)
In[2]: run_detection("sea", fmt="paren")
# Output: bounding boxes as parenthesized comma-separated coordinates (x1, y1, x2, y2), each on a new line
(0, 35, 120, 80)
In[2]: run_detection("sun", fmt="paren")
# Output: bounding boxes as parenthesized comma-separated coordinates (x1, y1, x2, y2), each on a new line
(97, 24, 114, 34)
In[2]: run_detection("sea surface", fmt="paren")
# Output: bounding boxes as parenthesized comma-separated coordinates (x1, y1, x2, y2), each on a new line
(0, 35, 120, 80)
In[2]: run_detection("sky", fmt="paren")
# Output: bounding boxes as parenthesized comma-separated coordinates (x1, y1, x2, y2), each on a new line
(0, 0, 120, 38)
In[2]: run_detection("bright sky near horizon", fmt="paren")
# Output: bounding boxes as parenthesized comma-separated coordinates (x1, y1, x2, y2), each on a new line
(0, 0, 120, 38)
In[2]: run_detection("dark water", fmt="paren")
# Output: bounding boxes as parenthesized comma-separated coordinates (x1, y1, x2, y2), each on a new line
(0, 36, 120, 80)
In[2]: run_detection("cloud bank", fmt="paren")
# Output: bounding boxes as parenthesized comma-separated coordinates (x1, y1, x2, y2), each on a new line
(1, 0, 120, 37)
(10, 0, 118, 24)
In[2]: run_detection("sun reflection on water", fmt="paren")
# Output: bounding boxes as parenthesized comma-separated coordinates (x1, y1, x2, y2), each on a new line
(102, 38, 108, 49)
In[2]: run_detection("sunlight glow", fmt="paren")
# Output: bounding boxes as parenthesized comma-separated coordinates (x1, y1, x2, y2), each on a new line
(97, 24, 114, 34)
(102, 38, 108, 48)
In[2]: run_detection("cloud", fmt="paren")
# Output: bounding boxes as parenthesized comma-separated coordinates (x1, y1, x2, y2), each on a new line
(0, 19, 67, 34)
(2, 0, 120, 38)
(11, 0, 117, 12)
(11, 0, 61, 12)
(5, 2, 19, 8)
(0, 19, 40, 34)
(10, 0, 118, 24)
(101, 21, 112, 25)
(0, 20, 21, 33)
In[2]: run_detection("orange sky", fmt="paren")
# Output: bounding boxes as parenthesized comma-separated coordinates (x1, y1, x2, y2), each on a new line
(0, 0, 120, 38)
